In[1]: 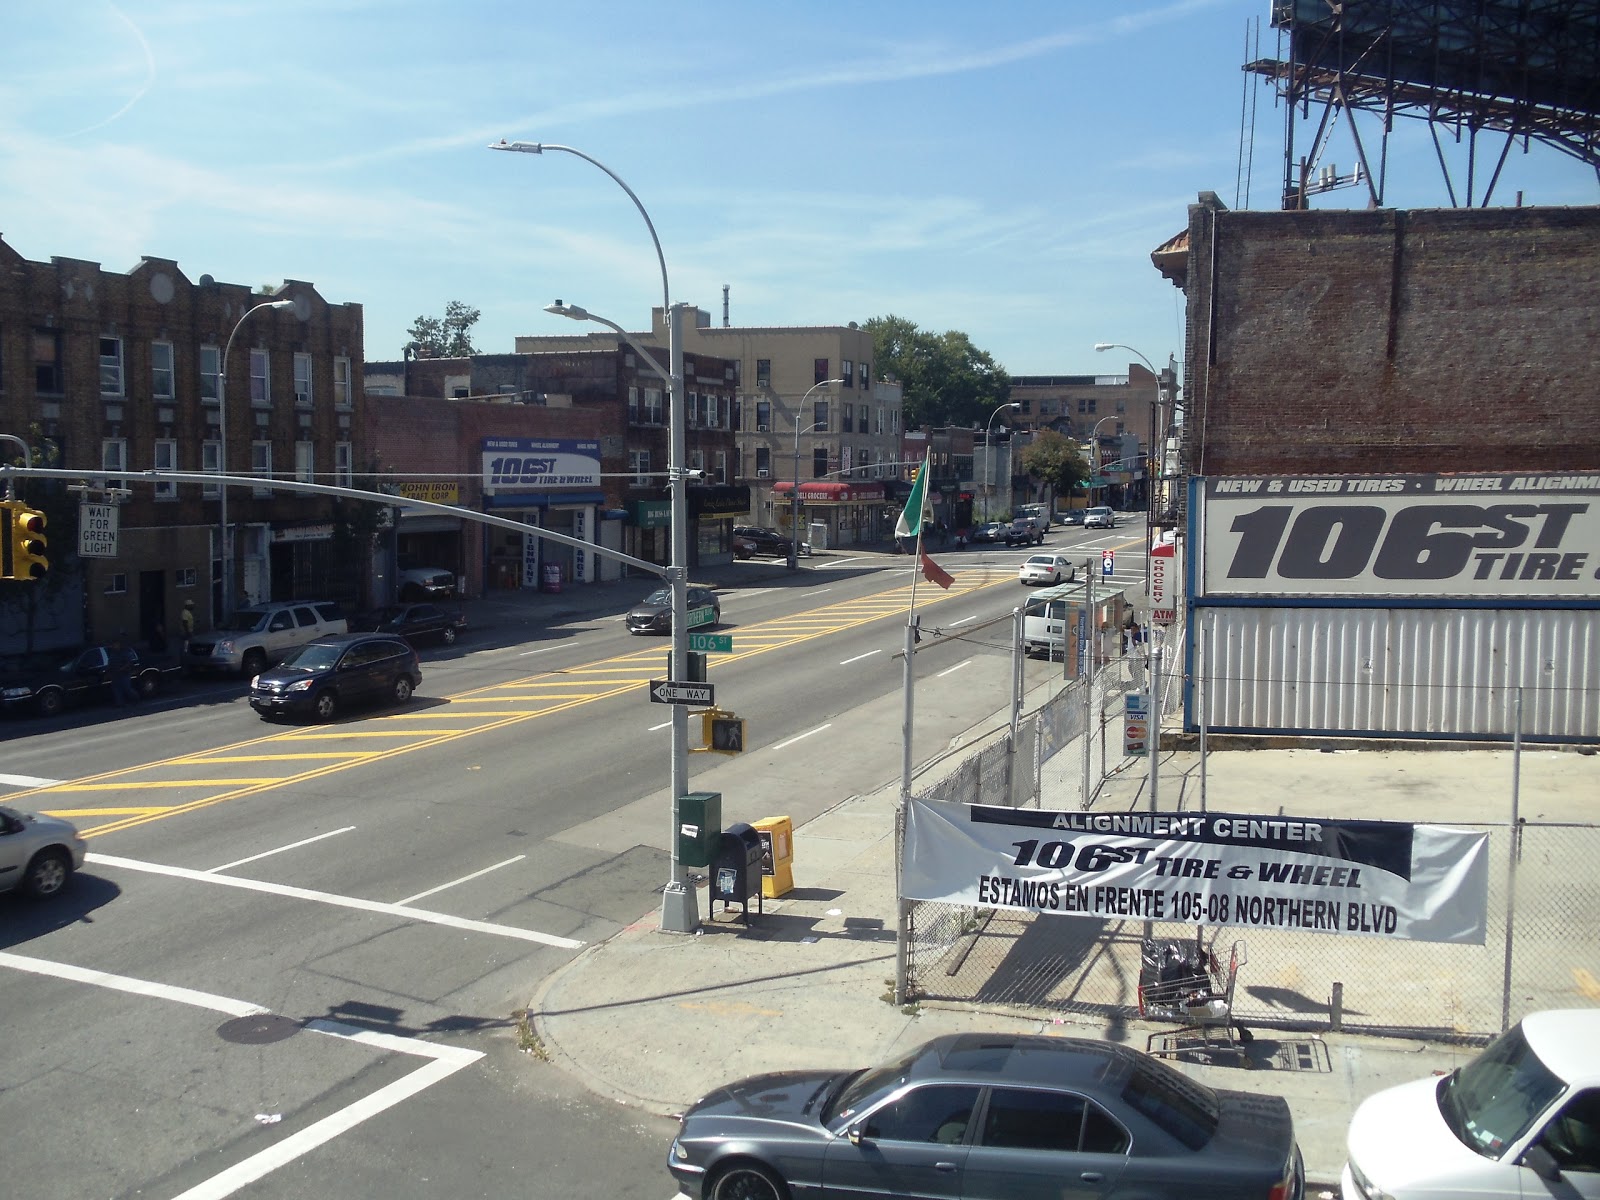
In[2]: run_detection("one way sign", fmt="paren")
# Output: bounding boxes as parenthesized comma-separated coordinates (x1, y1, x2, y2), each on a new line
(649, 679, 715, 706)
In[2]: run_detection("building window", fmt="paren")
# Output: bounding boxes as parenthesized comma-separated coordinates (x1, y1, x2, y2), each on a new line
(151, 341, 175, 400)
(251, 440, 272, 497)
(294, 352, 313, 407)
(842, 359, 854, 388)
(812, 446, 828, 478)
(756, 400, 771, 431)
(859, 403, 869, 432)
(100, 336, 124, 396)
(861, 362, 870, 389)
(102, 438, 127, 490)
(34, 329, 63, 393)
(334, 357, 352, 409)
(202, 439, 221, 498)
(295, 440, 314, 483)
(177, 567, 197, 589)
(841, 405, 854, 434)
(755, 446, 771, 476)
(334, 441, 352, 487)
(812, 400, 829, 433)
(250, 348, 270, 405)
(200, 345, 220, 403)
(153, 439, 177, 500)
(627, 385, 639, 422)
(814, 357, 830, 385)
(643, 387, 663, 424)
(715, 450, 727, 484)
(629, 448, 651, 484)
(876, 406, 885, 434)
(106, 573, 128, 595)
(756, 359, 771, 388)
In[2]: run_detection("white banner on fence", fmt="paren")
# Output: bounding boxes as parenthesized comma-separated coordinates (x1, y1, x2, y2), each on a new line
(902, 799, 1490, 945)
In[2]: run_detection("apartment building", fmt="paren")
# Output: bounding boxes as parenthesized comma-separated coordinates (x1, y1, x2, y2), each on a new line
(515, 306, 906, 547)
(0, 236, 362, 654)
(1008, 369, 1159, 510)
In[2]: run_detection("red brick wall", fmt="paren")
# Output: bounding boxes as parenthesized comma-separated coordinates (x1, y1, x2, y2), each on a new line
(1183, 200, 1600, 475)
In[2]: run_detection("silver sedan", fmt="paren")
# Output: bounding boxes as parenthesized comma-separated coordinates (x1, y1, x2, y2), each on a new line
(0, 805, 87, 898)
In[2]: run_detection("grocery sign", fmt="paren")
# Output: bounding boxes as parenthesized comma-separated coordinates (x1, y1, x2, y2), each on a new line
(1199, 474, 1600, 599)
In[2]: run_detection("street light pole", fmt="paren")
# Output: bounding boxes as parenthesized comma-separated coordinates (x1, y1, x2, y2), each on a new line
(982, 402, 1020, 524)
(1087, 414, 1118, 509)
(790, 378, 843, 569)
(492, 138, 698, 934)
(217, 298, 295, 617)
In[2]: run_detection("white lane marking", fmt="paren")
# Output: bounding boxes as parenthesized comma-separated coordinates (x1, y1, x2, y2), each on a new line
(839, 650, 880, 665)
(648, 719, 672, 731)
(0, 950, 267, 1018)
(0, 773, 61, 788)
(948, 614, 979, 626)
(936, 659, 972, 678)
(86, 853, 583, 949)
(397, 855, 526, 907)
(517, 645, 567, 657)
(770, 723, 831, 751)
(208, 827, 356, 873)
(0, 955, 485, 1200)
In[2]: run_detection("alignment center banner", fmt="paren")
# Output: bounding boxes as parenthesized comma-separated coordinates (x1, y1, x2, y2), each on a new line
(902, 800, 1489, 945)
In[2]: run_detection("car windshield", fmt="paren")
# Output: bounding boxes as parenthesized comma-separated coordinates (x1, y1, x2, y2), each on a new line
(641, 587, 672, 606)
(824, 1048, 920, 1125)
(1119, 1054, 1221, 1150)
(1026, 556, 1053, 566)
(220, 610, 268, 632)
(276, 643, 345, 672)
(1438, 1022, 1566, 1158)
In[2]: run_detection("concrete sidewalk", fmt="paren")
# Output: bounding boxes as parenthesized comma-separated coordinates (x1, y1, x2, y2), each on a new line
(526, 739, 1598, 1190)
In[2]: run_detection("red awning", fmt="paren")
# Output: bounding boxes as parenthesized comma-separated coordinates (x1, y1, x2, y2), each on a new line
(769, 481, 886, 502)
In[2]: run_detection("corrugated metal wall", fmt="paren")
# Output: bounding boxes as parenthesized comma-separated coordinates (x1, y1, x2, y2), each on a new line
(1189, 607, 1600, 741)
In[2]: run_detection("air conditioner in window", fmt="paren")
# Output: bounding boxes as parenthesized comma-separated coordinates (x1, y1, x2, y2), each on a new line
(757, 424, 769, 432)
(757, 469, 770, 477)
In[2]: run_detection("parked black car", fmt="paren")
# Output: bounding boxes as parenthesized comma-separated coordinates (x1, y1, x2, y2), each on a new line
(248, 633, 421, 722)
(625, 585, 721, 635)
(0, 644, 182, 717)
(349, 603, 466, 647)
(735, 525, 810, 557)
(1006, 517, 1046, 546)
(669, 1033, 1304, 1200)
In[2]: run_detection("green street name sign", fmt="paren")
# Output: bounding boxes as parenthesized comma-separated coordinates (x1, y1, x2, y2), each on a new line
(688, 604, 718, 629)
(688, 632, 733, 653)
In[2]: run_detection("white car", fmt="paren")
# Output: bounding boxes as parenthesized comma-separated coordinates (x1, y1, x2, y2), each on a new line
(1343, 1008, 1600, 1200)
(1085, 505, 1116, 529)
(1018, 553, 1076, 586)
(0, 805, 87, 898)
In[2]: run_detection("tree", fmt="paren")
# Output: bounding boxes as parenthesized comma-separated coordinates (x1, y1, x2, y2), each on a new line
(407, 301, 481, 358)
(1019, 429, 1091, 497)
(864, 315, 1011, 428)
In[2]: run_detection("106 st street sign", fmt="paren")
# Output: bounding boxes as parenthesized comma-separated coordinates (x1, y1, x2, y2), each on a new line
(687, 632, 732, 653)
(649, 680, 715, 706)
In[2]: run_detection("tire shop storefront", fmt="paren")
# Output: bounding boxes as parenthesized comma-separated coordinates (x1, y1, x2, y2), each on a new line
(482, 437, 616, 592)
(770, 480, 887, 550)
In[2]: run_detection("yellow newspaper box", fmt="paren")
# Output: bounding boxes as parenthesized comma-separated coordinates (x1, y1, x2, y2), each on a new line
(753, 816, 794, 899)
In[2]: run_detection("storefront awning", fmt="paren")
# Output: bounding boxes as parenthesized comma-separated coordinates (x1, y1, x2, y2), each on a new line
(770, 481, 887, 502)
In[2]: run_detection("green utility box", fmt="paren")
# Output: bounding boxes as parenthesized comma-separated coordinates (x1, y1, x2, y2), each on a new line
(676, 791, 722, 868)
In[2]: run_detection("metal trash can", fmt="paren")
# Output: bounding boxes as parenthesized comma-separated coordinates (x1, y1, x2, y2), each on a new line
(710, 822, 764, 924)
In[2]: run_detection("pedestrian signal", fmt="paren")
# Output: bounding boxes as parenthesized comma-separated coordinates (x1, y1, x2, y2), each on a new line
(698, 710, 746, 755)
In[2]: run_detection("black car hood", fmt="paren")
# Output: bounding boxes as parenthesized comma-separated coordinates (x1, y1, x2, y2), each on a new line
(685, 1069, 845, 1124)
(625, 604, 666, 620)
(1210, 1087, 1296, 1162)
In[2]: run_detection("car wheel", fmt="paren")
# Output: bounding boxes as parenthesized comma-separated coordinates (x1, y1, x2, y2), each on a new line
(392, 676, 414, 705)
(23, 849, 72, 898)
(136, 671, 159, 698)
(441, 625, 457, 646)
(313, 690, 338, 722)
(708, 1161, 789, 1200)
(35, 688, 65, 718)
(241, 649, 269, 677)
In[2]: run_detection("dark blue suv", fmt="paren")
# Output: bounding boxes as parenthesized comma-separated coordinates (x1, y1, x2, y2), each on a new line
(248, 633, 421, 722)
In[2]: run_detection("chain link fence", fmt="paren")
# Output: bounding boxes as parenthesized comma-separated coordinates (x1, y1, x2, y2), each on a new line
(904, 652, 1599, 1041)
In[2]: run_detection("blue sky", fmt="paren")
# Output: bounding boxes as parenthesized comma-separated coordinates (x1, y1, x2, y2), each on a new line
(4, 1, 1595, 379)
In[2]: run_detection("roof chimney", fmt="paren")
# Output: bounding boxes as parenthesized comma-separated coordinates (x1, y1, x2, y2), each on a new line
(722, 284, 730, 328)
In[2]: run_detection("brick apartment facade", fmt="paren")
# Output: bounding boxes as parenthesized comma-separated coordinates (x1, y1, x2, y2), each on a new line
(0, 235, 363, 654)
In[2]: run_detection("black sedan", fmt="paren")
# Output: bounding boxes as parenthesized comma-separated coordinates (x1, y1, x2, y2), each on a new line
(248, 634, 421, 722)
(668, 1032, 1303, 1200)
(349, 603, 466, 646)
(624, 585, 721, 635)
(735, 525, 811, 558)
(969, 521, 1009, 544)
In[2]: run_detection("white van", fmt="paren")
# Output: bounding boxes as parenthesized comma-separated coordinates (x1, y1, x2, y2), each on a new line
(1022, 582, 1127, 663)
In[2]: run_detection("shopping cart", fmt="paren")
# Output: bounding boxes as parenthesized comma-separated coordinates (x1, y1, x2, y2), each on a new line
(1139, 935, 1251, 1064)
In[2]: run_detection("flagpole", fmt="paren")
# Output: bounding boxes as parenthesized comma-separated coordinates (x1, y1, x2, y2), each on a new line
(894, 453, 930, 1006)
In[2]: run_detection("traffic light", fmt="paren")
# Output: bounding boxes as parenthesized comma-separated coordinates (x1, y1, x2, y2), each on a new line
(708, 714, 746, 755)
(909, 464, 920, 483)
(1, 501, 48, 581)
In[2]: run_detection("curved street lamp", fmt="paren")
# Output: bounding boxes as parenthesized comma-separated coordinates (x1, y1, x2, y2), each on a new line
(982, 402, 1021, 524)
(492, 139, 699, 934)
(217, 298, 296, 617)
(1086, 413, 1120, 509)
(790, 378, 843, 569)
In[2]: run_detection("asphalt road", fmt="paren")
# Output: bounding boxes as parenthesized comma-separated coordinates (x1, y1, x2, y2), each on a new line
(0, 522, 1150, 1199)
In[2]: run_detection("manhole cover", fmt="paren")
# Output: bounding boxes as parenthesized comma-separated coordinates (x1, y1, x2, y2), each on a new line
(217, 1013, 301, 1045)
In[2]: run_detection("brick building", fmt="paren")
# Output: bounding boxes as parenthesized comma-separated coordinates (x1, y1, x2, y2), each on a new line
(0, 236, 362, 654)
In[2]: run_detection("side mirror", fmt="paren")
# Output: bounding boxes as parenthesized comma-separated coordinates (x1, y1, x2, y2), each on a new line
(1520, 1143, 1561, 1183)
(847, 1123, 866, 1146)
